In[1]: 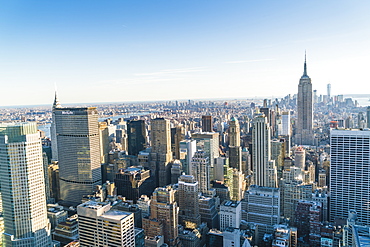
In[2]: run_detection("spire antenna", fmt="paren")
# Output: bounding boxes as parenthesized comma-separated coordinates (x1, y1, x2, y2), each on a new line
(303, 50, 307, 76)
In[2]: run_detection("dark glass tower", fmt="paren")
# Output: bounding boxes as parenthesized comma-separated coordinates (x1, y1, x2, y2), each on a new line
(127, 120, 146, 156)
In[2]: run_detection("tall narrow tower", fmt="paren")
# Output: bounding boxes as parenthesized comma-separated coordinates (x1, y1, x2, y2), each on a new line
(51, 91, 61, 161)
(296, 53, 314, 145)
(53, 107, 101, 205)
(150, 118, 172, 187)
(252, 115, 277, 188)
(0, 123, 52, 246)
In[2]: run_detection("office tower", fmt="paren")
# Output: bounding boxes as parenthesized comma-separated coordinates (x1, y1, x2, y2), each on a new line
(219, 201, 241, 231)
(367, 107, 370, 128)
(192, 132, 219, 181)
(294, 200, 322, 246)
(150, 118, 172, 187)
(294, 146, 305, 169)
(199, 196, 219, 229)
(171, 125, 185, 159)
(327, 83, 331, 100)
(51, 92, 61, 161)
(228, 117, 240, 147)
(178, 175, 201, 229)
(98, 121, 110, 164)
(179, 139, 196, 175)
(281, 111, 291, 136)
(271, 139, 285, 180)
(114, 166, 150, 203)
(295, 53, 314, 146)
(143, 186, 180, 247)
(280, 180, 314, 221)
(330, 129, 370, 225)
(77, 201, 135, 246)
(128, 120, 146, 156)
(228, 117, 242, 171)
(242, 185, 280, 245)
(170, 160, 182, 184)
(0, 123, 52, 246)
(191, 151, 210, 195)
(252, 115, 278, 188)
(201, 115, 213, 132)
(231, 169, 244, 201)
(53, 107, 101, 205)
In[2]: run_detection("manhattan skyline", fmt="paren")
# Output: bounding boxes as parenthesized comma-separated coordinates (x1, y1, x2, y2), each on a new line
(1, 1, 370, 106)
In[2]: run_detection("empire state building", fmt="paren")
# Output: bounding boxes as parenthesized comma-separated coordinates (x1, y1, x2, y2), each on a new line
(295, 53, 314, 145)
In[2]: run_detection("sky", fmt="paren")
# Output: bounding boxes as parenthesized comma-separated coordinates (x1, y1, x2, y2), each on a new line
(1, 0, 370, 106)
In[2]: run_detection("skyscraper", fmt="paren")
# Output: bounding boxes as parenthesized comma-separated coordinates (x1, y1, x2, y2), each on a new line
(330, 129, 370, 225)
(143, 186, 180, 247)
(51, 92, 61, 161)
(191, 151, 210, 195)
(53, 107, 101, 205)
(0, 123, 52, 246)
(295, 53, 314, 146)
(228, 117, 242, 171)
(150, 118, 173, 187)
(128, 120, 146, 156)
(178, 175, 201, 229)
(252, 115, 278, 188)
(201, 115, 213, 132)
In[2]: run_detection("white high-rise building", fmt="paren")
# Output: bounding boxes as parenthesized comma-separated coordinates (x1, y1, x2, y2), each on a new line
(77, 201, 135, 246)
(330, 129, 370, 225)
(252, 115, 278, 188)
(0, 123, 52, 246)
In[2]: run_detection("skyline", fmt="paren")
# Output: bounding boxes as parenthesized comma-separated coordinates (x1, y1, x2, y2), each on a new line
(2, 1, 370, 106)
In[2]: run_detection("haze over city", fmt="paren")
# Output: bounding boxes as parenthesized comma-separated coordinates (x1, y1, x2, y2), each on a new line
(1, 1, 370, 106)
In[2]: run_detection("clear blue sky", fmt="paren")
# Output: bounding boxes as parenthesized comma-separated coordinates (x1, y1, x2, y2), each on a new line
(1, 0, 370, 106)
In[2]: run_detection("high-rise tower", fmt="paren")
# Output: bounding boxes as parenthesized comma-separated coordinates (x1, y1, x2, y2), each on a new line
(330, 129, 370, 225)
(0, 123, 52, 246)
(51, 92, 61, 161)
(150, 118, 173, 187)
(127, 120, 146, 156)
(252, 115, 278, 188)
(295, 53, 314, 146)
(53, 107, 101, 205)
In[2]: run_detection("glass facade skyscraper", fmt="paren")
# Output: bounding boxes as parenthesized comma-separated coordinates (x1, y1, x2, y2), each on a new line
(53, 107, 101, 205)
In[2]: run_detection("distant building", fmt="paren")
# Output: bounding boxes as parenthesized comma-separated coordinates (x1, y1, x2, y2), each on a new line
(201, 115, 213, 132)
